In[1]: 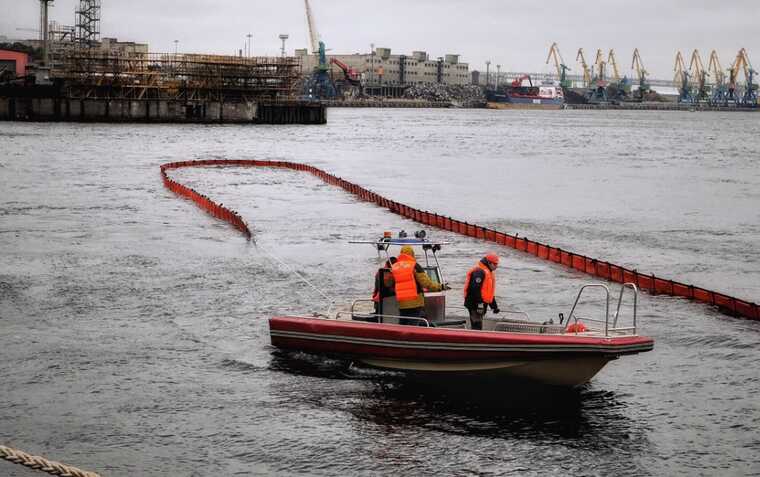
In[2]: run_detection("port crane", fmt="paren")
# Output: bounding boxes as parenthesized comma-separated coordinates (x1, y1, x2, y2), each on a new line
(304, 0, 320, 55)
(582, 49, 608, 103)
(707, 50, 728, 105)
(511, 74, 533, 87)
(688, 49, 709, 101)
(607, 49, 620, 82)
(607, 49, 631, 99)
(330, 57, 363, 96)
(301, 0, 337, 99)
(575, 48, 592, 87)
(593, 49, 607, 82)
(546, 42, 571, 88)
(727, 48, 757, 106)
(631, 48, 650, 98)
(673, 51, 693, 103)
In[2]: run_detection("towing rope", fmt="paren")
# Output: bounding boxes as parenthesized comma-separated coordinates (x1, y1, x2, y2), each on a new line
(160, 159, 760, 321)
(0, 445, 101, 477)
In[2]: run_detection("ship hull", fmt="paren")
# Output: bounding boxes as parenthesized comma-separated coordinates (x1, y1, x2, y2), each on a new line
(269, 316, 653, 386)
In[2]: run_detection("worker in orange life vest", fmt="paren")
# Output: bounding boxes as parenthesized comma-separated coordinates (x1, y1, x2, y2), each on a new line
(464, 253, 500, 330)
(391, 245, 442, 325)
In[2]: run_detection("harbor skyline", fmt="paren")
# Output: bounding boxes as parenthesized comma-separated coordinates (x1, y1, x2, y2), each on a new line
(1, 0, 758, 79)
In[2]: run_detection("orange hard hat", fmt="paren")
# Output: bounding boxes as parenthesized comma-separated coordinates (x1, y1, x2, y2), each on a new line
(485, 253, 500, 266)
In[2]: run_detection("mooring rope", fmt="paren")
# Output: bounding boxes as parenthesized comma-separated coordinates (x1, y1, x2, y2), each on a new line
(256, 244, 336, 307)
(160, 159, 759, 321)
(0, 445, 101, 477)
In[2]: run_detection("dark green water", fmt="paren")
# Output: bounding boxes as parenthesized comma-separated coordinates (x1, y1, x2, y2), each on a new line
(1, 109, 759, 476)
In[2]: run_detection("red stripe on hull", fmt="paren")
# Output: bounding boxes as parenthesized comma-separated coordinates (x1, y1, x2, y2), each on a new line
(269, 316, 654, 361)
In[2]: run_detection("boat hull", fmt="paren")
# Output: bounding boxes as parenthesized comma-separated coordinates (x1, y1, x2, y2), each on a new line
(269, 316, 654, 386)
(486, 101, 563, 110)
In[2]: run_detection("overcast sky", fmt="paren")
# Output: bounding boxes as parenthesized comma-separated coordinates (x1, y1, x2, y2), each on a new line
(2, 0, 758, 79)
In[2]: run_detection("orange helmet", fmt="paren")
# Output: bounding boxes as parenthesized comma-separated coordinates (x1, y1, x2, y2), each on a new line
(485, 253, 500, 267)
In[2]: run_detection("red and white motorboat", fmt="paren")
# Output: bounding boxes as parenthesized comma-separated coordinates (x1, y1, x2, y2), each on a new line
(269, 232, 654, 386)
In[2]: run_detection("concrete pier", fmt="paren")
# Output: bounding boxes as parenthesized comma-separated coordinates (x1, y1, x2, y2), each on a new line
(565, 102, 758, 112)
(0, 87, 326, 124)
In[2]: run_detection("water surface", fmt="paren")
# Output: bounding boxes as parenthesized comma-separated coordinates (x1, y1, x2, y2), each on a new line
(1, 109, 759, 476)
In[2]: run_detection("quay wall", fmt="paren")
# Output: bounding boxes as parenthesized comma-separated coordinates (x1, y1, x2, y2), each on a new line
(0, 93, 326, 124)
(566, 102, 758, 112)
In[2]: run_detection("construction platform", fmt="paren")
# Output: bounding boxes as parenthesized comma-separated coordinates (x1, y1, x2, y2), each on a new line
(0, 51, 326, 124)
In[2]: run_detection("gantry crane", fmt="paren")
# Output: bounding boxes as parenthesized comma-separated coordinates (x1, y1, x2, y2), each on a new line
(674, 51, 692, 103)
(707, 50, 727, 105)
(546, 42, 571, 89)
(631, 48, 650, 99)
(576, 48, 592, 87)
(688, 49, 709, 101)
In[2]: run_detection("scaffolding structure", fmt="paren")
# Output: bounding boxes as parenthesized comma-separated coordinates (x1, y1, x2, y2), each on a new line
(75, 0, 101, 47)
(50, 51, 302, 101)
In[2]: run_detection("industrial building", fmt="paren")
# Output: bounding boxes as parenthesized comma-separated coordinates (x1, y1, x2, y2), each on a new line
(0, 50, 29, 78)
(296, 48, 470, 86)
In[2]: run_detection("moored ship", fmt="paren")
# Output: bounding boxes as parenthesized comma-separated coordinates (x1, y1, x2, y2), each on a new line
(486, 75, 565, 109)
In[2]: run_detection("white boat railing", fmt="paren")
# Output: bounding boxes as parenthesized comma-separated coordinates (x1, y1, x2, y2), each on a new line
(339, 308, 432, 327)
(564, 283, 639, 336)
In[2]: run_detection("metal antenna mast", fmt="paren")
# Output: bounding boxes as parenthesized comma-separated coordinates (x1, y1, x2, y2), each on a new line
(39, 0, 54, 66)
(304, 0, 319, 54)
(279, 34, 289, 57)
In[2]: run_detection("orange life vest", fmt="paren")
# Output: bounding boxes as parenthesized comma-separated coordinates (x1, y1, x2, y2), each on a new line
(391, 254, 418, 302)
(464, 261, 495, 304)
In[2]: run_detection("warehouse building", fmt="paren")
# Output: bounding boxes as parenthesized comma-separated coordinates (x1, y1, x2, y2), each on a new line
(296, 47, 470, 86)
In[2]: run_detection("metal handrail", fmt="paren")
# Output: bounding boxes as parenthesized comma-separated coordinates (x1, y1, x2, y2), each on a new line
(565, 282, 640, 337)
(613, 283, 639, 333)
(338, 310, 431, 327)
(484, 310, 532, 321)
(566, 284, 610, 335)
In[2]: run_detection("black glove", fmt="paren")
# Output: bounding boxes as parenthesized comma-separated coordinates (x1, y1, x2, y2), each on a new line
(442, 283, 451, 290)
(492, 307, 500, 314)
(490, 302, 500, 314)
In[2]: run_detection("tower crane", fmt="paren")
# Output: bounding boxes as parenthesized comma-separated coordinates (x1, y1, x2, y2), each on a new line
(546, 42, 571, 89)
(575, 48, 592, 87)
(688, 49, 709, 101)
(707, 50, 727, 105)
(673, 51, 692, 103)
(631, 48, 650, 98)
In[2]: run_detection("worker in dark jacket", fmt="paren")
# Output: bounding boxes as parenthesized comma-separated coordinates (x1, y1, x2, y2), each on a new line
(464, 253, 500, 330)
(391, 245, 442, 325)
(372, 256, 397, 314)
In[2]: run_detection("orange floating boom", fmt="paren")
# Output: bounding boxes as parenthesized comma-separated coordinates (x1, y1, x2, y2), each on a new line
(160, 160, 760, 321)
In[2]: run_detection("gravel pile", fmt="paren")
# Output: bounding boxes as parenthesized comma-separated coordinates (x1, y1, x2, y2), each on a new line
(403, 83, 486, 108)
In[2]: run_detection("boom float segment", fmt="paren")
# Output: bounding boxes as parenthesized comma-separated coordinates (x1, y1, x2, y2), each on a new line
(160, 160, 759, 321)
